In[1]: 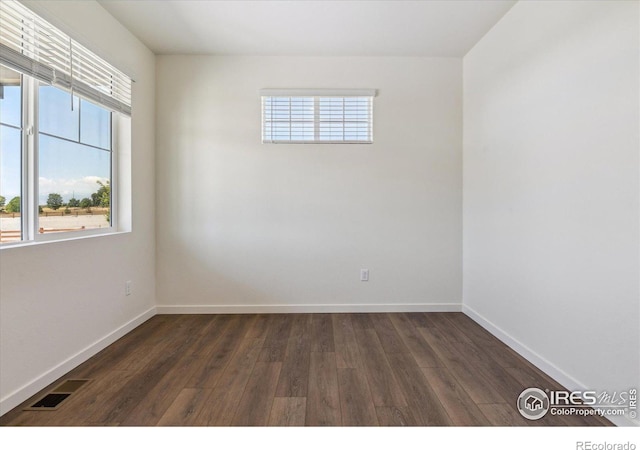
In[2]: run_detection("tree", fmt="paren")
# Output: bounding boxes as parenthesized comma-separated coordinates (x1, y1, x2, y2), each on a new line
(6, 196, 20, 213)
(0, 195, 5, 208)
(95, 180, 110, 221)
(97, 181, 110, 207)
(90, 181, 110, 207)
(47, 193, 64, 210)
(91, 192, 101, 207)
(80, 198, 92, 209)
(68, 198, 80, 207)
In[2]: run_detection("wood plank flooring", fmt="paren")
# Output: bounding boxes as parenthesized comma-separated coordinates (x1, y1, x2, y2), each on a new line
(0, 313, 612, 426)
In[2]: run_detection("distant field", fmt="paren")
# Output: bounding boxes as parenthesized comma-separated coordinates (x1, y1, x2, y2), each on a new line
(1, 210, 110, 232)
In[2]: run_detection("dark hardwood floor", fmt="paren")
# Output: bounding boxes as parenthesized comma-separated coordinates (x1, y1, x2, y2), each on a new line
(0, 313, 611, 426)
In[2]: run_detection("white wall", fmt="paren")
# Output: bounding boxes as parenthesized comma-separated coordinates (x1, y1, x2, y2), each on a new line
(0, 1, 156, 414)
(156, 56, 462, 312)
(463, 0, 639, 419)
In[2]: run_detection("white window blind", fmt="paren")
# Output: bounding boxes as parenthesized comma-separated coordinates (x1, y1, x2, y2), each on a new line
(0, 0, 132, 115)
(261, 89, 375, 144)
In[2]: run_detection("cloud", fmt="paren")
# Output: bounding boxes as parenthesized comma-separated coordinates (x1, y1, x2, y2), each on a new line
(38, 176, 108, 203)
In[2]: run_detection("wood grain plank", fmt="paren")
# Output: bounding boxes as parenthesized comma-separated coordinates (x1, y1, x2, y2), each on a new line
(444, 336, 530, 407)
(427, 314, 533, 407)
(350, 313, 374, 330)
(195, 337, 265, 426)
(111, 343, 170, 373)
(441, 313, 498, 346)
(120, 353, 205, 425)
(445, 314, 532, 370)
(333, 314, 364, 369)
(437, 313, 527, 369)
(310, 314, 335, 352)
(259, 314, 294, 362)
(275, 318, 311, 397)
(232, 362, 282, 426)
(185, 315, 252, 388)
(375, 406, 417, 426)
(405, 312, 431, 329)
(487, 345, 536, 371)
(72, 315, 173, 377)
(84, 368, 166, 425)
(185, 315, 232, 356)
(478, 403, 530, 426)
(111, 316, 205, 372)
(89, 321, 201, 424)
(505, 357, 567, 393)
(385, 351, 451, 425)
(440, 313, 538, 372)
(388, 313, 440, 368)
(244, 314, 272, 340)
(157, 388, 212, 426)
(3, 411, 57, 426)
(370, 314, 409, 354)
(417, 325, 504, 404)
(353, 327, 407, 408)
(306, 352, 341, 426)
(421, 367, 489, 426)
(288, 314, 313, 339)
(338, 369, 378, 426)
(269, 398, 306, 426)
(420, 314, 469, 343)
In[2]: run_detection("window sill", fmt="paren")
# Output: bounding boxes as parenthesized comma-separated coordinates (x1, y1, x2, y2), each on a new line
(0, 229, 131, 251)
(262, 141, 374, 144)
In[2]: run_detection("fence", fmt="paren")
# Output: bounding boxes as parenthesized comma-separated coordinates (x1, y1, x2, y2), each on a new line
(0, 230, 21, 243)
(0, 226, 87, 243)
(39, 226, 86, 234)
(0, 208, 108, 219)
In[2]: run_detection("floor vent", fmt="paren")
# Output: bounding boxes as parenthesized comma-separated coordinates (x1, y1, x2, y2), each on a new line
(25, 379, 91, 411)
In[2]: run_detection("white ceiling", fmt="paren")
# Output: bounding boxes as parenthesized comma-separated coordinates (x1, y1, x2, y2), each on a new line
(98, 0, 516, 57)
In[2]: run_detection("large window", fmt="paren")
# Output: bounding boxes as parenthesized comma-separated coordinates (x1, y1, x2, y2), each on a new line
(38, 85, 113, 235)
(261, 89, 375, 144)
(0, 1, 131, 245)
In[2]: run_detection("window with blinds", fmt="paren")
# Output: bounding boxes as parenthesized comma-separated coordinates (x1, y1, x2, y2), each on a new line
(0, 0, 132, 115)
(0, 1, 132, 245)
(261, 89, 375, 144)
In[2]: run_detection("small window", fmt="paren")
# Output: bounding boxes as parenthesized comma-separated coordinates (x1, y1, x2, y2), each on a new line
(261, 89, 375, 144)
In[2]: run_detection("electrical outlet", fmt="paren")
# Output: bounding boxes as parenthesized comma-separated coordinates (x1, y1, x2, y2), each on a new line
(125, 280, 132, 296)
(360, 269, 369, 282)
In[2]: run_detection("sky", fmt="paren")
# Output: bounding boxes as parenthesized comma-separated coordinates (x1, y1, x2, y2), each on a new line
(0, 82, 111, 205)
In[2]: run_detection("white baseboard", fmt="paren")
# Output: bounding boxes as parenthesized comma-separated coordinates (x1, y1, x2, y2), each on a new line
(0, 306, 157, 416)
(156, 303, 462, 314)
(462, 304, 638, 427)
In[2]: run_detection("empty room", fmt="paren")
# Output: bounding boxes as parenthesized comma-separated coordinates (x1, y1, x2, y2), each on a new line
(0, 0, 638, 444)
